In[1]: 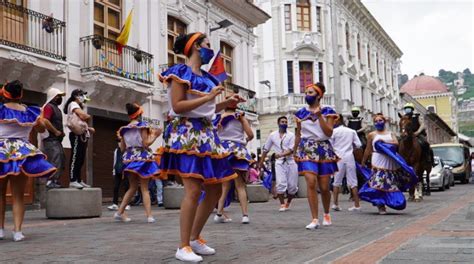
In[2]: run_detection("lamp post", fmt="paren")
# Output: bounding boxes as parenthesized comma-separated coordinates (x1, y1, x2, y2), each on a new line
(209, 19, 233, 34)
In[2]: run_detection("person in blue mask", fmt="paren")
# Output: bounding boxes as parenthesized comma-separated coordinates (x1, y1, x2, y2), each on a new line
(294, 83, 339, 230)
(258, 116, 299, 213)
(360, 113, 406, 215)
(157, 32, 243, 262)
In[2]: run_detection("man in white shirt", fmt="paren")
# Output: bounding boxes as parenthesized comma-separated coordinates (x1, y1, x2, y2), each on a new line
(330, 114, 362, 211)
(258, 116, 298, 212)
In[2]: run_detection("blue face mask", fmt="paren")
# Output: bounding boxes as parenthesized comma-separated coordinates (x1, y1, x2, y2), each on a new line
(374, 121, 385, 131)
(199, 47, 214, 65)
(305, 95, 318, 105)
(279, 124, 287, 132)
(404, 108, 413, 115)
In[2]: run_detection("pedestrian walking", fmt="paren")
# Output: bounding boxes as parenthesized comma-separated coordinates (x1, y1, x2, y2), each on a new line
(0, 80, 57, 241)
(294, 83, 339, 230)
(258, 116, 298, 212)
(156, 32, 242, 262)
(214, 98, 254, 224)
(330, 114, 362, 212)
(113, 103, 161, 223)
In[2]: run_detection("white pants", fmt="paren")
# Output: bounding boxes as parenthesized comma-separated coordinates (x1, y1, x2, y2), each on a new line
(333, 157, 357, 189)
(275, 159, 299, 195)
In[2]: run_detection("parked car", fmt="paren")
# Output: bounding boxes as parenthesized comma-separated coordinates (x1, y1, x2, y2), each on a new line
(424, 156, 453, 191)
(432, 143, 472, 184)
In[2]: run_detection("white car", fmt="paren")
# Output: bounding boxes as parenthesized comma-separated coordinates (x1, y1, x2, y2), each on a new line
(423, 156, 453, 191)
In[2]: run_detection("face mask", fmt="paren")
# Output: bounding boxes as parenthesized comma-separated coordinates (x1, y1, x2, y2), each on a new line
(279, 124, 287, 132)
(305, 95, 318, 105)
(78, 95, 85, 103)
(352, 111, 359, 118)
(404, 108, 413, 115)
(374, 121, 385, 131)
(199, 47, 214, 65)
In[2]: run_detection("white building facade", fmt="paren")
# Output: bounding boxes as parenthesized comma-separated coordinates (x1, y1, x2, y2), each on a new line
(253, 0, 403, 151)
(0, 0, 269, 203)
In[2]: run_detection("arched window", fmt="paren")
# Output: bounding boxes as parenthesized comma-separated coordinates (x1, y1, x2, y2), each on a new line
(168, 16, 187, 66)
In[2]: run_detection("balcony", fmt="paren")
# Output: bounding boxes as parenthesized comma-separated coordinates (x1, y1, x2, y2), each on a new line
(215, 82, 257, 117)
(80, 35, 154, 85)
(258, 93, 334, 114)
(0, 1, 66, 60)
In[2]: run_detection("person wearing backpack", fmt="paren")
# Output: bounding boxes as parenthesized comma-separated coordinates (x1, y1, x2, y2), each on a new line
(63, 89, 95, 189)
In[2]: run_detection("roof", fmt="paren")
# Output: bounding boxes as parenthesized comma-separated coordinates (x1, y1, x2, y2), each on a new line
(209, 0, 271, 28)
(400, 75, 449, 96)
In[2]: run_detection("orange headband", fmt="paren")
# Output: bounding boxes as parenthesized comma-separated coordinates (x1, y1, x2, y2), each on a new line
(305, 84, 323, 97)
(1, 84, 22, 100)
(129, 106, 144, 120)
(184, 33, 203, 57)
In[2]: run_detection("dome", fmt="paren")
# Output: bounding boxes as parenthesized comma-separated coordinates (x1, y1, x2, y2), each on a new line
(400, 75, 449, 96)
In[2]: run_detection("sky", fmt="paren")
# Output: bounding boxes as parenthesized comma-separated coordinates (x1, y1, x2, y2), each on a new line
(362, 0, 474, 78)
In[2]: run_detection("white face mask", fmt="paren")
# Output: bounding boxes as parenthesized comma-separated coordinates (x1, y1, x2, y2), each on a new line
(78, 95, 85, 103)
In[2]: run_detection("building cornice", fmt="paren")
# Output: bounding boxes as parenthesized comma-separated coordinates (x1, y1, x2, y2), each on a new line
(412, 92, 453, 100)
(209, 0, 271, 28)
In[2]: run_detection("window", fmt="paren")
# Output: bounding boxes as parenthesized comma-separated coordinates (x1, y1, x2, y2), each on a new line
(318, 62, 324, 83)
(287, 61, 294, 94)
(256, 129, 261, 140)
(284, 4, 292, 31)
(376, 52, 379, 75)
(168, 16, 187, 66)
(361, 86, 366, 105)
(349, 78, 354, 101)
(94, 0, 122, 40)
(367, 43, 371, 69)
(427, 105, 436, 113)
(357, 34, 361, 61)
(221, 42, 234, 84)
(371, 93, 376, 112)
(345, 23, 350, 57)
(299, 61, 313, 93)
(316, 6, 322, 33)
(296, 0, 311, 32)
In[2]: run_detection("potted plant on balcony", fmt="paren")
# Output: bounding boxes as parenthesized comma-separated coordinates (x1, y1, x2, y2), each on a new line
(134, 45, 143, 63)
(42, 13, 55, 33)
(92, 36, 103, 50)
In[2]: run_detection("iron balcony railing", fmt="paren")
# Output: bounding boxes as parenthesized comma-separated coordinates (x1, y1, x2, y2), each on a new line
(221, 82, 257, 114)
(80, 35, 154, 85)
(0, 1, 66, 60)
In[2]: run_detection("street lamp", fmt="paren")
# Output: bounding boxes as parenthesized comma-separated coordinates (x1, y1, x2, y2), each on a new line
(210, 19, 233, 33)
(259, 80, 271, 90)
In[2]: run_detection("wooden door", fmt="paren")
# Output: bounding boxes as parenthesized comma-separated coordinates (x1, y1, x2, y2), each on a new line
(0, 0, 27, 45)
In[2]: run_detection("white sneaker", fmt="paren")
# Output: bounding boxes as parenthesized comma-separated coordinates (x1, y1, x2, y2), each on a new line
(332, 204, 341, 211)
(242, 216, 250, 224)
(175, 246, 203, 262)
(107, 204, 118, 211)
(213, 214, 232, 223)
(0, 228, 4, 240)
(147, 216, 156, 223)
(348, 206, 361, 212)
(80, 182, 91, 188)
(323, 214, 332, 226)
(278, 205, 287, 212)
(125, 205, 131, 211)
(114, 212, 131, 222)
(12, 231, 25, 242)
(69, 181, 83, 189)
(305, 219, 320, 230)
(190, 237, 216, 255)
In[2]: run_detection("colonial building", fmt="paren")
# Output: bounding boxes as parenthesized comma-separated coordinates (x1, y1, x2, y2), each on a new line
(0, 0, 269, 205)
(253, 0, 403, 151)
(400, 74, 458, 133)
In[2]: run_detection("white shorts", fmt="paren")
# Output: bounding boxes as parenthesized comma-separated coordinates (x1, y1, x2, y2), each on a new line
(275, 159, 299, 195)
(333, 158, 357, 188)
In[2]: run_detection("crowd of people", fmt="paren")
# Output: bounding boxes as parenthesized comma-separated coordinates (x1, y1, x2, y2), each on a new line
(0, 31, 421, 262)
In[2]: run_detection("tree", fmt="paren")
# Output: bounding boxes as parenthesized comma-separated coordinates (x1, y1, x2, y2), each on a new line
(398, 74, 409, 88)
(463, 68, 471, 76)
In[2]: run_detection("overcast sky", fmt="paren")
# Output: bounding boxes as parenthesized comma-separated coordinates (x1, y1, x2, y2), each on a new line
(362, 0, 474, 78)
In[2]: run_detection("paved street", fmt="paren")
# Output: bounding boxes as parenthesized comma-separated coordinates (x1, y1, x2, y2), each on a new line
(1, 182, 473, 264)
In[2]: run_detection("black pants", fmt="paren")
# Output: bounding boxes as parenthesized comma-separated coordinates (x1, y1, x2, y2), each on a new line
(69, 132, 88, 183)
(113, 172, 129, 205)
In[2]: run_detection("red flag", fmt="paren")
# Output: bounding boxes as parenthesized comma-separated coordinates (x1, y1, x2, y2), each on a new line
(209, 50, 228, 82)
